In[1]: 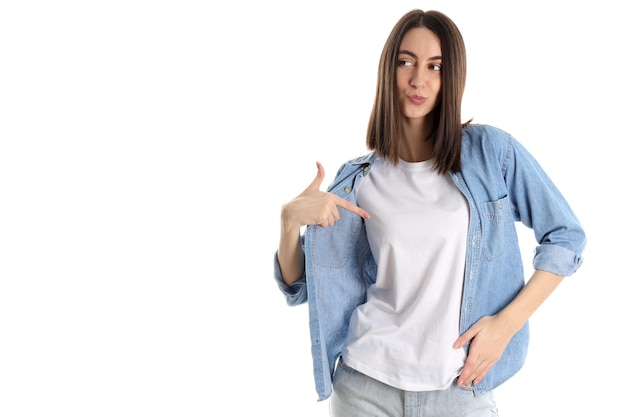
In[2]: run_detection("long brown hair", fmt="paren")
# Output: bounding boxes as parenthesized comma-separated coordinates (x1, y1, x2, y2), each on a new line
(366, 9, 468, 174)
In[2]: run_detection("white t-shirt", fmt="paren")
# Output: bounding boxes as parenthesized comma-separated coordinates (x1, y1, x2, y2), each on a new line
(342, 157, 469, 391)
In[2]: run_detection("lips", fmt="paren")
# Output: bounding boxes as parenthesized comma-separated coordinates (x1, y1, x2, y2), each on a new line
(408, 95, 426, 105)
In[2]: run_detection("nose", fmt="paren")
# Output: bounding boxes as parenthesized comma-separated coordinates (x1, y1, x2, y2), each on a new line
(409, 67, 424, 89)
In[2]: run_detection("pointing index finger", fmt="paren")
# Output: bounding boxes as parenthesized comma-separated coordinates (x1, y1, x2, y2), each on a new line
(333, 194, 371, 220)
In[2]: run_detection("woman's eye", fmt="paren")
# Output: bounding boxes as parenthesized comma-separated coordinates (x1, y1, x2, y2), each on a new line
(399, 60, 413, 67)
(430, 63, 442, 71)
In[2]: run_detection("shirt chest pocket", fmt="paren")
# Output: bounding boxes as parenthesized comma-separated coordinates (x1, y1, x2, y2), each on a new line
(479, 196, 517, 261)
(309, 209, 363, 269)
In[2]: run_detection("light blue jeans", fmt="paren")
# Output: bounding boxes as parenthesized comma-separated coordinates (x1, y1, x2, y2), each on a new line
(330, 358, 499, 417)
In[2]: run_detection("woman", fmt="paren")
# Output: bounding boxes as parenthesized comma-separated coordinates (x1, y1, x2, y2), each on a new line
(274, 9, 585, 416)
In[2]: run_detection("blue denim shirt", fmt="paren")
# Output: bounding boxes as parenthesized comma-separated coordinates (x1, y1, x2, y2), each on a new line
(274, 124, 586, 401)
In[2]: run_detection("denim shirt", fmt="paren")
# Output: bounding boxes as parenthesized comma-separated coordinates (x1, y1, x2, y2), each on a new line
(273, 124, 586, 401)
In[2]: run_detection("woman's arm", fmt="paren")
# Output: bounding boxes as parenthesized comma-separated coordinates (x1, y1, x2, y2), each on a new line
(453, 269, 564, 387)
(277, 216, 305, 287)
(277, 162, 370, 286)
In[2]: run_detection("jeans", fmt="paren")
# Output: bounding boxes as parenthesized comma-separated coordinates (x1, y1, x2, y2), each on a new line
(330, 358, 499, 417)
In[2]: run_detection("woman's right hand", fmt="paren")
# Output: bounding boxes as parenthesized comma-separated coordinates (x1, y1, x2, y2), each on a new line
(277, 162, 370, 285)
(281, 161, 370, 229)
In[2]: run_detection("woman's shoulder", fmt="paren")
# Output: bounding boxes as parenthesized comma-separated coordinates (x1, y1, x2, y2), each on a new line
(345, 151, 377, 165)
(336, 151, 377, 174)
(326, 151, 377, 188)
(459, 123, 522, 170)
(462, 123, 512, 140)
(462, 123, 515, 151)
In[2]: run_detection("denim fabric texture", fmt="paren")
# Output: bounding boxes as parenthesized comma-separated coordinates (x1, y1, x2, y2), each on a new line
(274, 124, 586, 401)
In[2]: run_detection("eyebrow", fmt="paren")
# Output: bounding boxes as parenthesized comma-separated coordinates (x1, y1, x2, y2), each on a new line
(398, 50, 443, 61)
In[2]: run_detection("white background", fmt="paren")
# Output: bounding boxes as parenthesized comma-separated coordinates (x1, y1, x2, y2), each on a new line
(1, 0, 623, 416)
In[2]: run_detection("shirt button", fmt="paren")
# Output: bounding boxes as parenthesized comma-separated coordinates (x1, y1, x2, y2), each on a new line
(344, 186, 351, 193)
(498, 203, 503, 209)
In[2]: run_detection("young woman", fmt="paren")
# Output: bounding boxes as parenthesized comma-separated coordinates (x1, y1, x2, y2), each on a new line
(274, 9, 586, 416)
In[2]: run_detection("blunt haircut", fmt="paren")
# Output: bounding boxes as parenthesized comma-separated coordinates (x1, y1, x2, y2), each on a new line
(366, 9, 468, 174)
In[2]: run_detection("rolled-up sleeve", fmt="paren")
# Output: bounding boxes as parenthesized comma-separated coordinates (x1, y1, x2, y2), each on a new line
(533, 243, 584, 277)
(273, 252, 308, 306)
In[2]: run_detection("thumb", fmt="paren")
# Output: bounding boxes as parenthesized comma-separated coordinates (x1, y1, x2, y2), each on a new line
(305, 161, 325, 191)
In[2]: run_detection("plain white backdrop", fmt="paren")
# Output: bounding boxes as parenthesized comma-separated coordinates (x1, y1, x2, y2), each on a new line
(1, 0, 623, 415)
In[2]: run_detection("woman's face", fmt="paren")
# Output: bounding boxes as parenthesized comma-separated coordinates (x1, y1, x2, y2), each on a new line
(396, 27, 442, 122)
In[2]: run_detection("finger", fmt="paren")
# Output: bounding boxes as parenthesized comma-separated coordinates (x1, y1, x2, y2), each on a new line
(304, 161, 325, 192)
(333, 195, 371, 220)
(473, 370, 487, 386)
(457, 355, 476, 386)
(458, 362, 484, 387)
(453, 326, 477, 349)
(469, 360, 491, 386)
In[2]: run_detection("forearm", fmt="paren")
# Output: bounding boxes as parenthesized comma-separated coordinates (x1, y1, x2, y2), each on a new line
(497, 269, 564, 333)
(277, 219, 305, 287)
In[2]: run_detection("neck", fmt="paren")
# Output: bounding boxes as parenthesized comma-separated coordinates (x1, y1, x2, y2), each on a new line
(398, 117, 434, 162)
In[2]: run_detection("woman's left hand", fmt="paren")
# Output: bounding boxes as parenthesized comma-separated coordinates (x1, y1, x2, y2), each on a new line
(452, 315, 516, 387)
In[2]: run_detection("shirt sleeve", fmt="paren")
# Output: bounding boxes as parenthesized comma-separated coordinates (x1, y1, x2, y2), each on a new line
(273, 251, 308, 306)
(503, 135, 586, 276)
